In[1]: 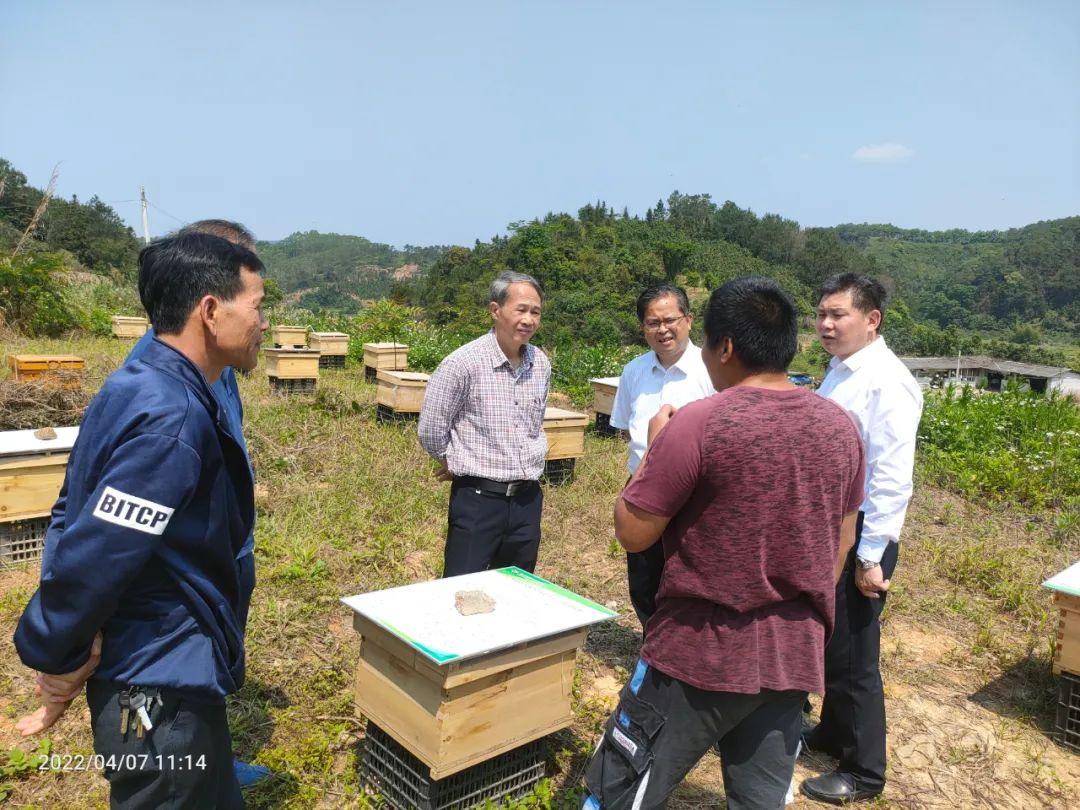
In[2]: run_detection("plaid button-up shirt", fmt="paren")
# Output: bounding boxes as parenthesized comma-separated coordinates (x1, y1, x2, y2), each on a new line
(419, 331, 551, 481)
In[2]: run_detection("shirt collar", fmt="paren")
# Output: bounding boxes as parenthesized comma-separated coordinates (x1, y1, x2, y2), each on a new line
(650, 342, 698, 375)
(486, 329, 534, 371)
(831, 335, 889, 373)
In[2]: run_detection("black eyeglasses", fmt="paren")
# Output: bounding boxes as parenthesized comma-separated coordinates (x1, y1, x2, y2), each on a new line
(642, 315, 686, 332)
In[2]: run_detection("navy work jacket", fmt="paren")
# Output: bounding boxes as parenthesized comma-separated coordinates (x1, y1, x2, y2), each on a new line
(126, 328, 254, 559)
(15, 339, 254, 702)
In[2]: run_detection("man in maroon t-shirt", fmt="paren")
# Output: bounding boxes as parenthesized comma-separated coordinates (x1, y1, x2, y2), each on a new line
(582, 277, 865, 810)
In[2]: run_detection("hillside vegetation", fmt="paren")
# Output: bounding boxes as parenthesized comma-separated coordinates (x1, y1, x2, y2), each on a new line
(257, 232, 446, 312)
(3, 158, 1077, 370)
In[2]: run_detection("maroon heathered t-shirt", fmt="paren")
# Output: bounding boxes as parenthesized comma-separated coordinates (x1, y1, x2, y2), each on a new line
(623, 385, 865, 695)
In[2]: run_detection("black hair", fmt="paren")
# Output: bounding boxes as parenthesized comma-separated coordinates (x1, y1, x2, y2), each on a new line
(636, 284, 691, 322)
(178, 219, 257, 250)
(703, 277, 797, 372)
(817, 273, 887, 326)
(138, 232, 264, 335)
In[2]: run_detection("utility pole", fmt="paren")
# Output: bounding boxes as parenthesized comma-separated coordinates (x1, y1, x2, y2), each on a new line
(140, 186, 150, 244)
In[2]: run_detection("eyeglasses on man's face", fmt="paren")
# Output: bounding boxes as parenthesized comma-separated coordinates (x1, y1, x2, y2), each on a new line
(642, 314, 687, 332)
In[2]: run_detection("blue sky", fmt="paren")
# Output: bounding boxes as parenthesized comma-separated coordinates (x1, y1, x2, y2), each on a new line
(2, 1, 1077, 246)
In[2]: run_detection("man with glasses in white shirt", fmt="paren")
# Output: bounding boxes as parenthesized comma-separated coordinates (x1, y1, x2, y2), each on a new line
(609, 284, 715, 629)
(801, 273, 923, 805)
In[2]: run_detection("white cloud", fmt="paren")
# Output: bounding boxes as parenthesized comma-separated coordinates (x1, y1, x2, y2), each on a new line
(852, 142, 914, 163)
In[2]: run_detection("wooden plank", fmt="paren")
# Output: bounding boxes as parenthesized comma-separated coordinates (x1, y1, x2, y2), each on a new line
(111, 316, 148, 338)
(349, 608, 588, 778)
(433, 651, 576, 777)
(352, 614, 447, 683)
(1055, 593, 1080, 675)
(445, 627, 586, 688)
(262, 349, 320, 379)
(544, 406, 588, 460)
(309, 332, 349, 355)
(375, 370, 430, 412)
(0, 453, 69, 522)
(363, 343, 409, 371)
(8, 355, 85, 385)
(354, 653, 442, 768)
(545, 425, 585, 460)
(271, 325, 308, 347)
(590, 378, 619, 416)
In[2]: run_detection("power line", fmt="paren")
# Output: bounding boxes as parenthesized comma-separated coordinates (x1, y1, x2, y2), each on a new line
(148, 200, 186, 226)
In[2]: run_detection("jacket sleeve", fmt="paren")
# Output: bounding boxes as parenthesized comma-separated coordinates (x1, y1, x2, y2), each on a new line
(15, 432, 202, 674)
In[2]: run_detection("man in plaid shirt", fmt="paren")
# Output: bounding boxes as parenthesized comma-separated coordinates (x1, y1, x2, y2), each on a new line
(419, 271, 551, 576)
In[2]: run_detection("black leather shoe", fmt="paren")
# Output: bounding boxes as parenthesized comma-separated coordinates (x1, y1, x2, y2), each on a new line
(801, 771, 883, 805)
(799, 723, 840, 759)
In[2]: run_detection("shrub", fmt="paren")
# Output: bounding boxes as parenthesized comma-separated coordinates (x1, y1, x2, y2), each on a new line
(0, 252, 77, 336)
(918, 383, 1080, 510)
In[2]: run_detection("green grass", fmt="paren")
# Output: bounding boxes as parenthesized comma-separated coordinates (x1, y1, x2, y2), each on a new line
(1, 333, 1079, 807)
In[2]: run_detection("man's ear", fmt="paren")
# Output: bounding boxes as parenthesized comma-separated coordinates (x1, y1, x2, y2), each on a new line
(489, 301, 499, 320)
(867, 308, 882, 332)
(718, 336, 735, 364)
(198, 295, 219, 334)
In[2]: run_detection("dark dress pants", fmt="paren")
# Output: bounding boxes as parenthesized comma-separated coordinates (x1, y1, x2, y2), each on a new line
(626, 542, 665, 629)
(816, 536, 900, 790)
(87, 680, 243, 809)
(442, 480, 543, 576)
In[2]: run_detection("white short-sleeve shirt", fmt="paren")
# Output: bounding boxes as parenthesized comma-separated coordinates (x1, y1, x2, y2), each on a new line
(610, 343, 716, 473)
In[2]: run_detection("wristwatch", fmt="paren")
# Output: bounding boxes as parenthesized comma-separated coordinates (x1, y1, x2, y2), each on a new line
(855, 557, 880, 571)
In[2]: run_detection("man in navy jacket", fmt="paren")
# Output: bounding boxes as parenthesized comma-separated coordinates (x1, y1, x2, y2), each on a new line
(15, 231, 268, 808)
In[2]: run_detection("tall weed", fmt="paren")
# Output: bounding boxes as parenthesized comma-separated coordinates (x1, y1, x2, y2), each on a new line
(918, 383, 1080, 512)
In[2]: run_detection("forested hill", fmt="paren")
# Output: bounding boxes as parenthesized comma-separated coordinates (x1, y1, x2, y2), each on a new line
(257, 232, 446, 311)
(412, 194, 1079, 350)
(2, 153, 1076, 355)
(831, 217, 1079, 333)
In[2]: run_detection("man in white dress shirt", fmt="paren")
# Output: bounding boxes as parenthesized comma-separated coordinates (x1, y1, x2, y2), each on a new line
(801, 273, 923, 805)
(609, 284, 715, 628)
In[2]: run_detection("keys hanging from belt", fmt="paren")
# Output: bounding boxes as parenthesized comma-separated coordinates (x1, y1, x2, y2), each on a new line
(120, 687, 161, 739)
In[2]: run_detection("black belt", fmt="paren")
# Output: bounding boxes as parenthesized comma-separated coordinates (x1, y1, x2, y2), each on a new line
(455, 476, 538, 497)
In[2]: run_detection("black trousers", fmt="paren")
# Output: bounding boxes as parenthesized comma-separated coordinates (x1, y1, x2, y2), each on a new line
(815, 539, 900, 789)
(626, 542, 665, 629)
(87, 680, 243, 809)
(442, 480, 543, 576)
(584, 659, 806, 809)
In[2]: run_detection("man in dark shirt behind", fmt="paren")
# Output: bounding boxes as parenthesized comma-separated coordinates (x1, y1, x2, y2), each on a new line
(582, 277, 865, 810)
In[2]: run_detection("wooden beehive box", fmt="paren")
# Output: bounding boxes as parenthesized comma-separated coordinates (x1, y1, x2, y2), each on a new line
(345, 569, 615, 779)
(376, 370, 430, 414)
(363, 342, 409, 379)
(543, 407, 589, 460)
(353, 614, 582, 779)
(590, 377, 619, 416)
(0, 427, 79, 524)
(263, 348, 320, 379)
(111, 315, 148, 338)
(7, 355, 85, 387)
(272, 325, 308, 349)
(1054, 591, 1080, 676)
(310, 332, 349, 356)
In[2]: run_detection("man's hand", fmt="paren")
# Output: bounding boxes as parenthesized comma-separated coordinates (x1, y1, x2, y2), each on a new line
(16, 633, 102, 736)
(855, 565, 890, 599)
(646, 405, 677, 447)
(433, 461, 453, 482)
